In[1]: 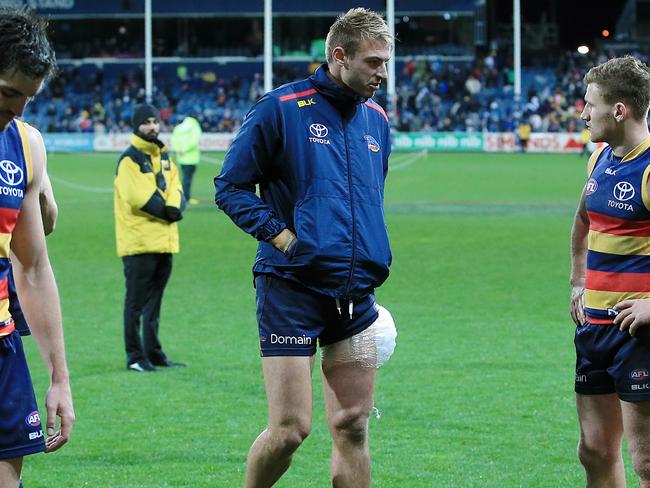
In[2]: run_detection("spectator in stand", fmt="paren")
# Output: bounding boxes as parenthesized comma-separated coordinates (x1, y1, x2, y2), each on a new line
(518, 118, 532, 152)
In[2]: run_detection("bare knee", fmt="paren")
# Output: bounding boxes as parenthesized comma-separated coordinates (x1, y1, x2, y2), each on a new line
(269, 420, 311, 455)
(578, 438, 621, 470)
(330, 408, 370, 446)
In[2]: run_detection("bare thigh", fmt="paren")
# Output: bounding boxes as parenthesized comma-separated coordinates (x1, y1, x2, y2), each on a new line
(576, 393, 624, 450)
(0, 458, 22, 488)
(321, 359, 376, 429)
(262, 356, 315, 428)
(621, 400, 650, 465)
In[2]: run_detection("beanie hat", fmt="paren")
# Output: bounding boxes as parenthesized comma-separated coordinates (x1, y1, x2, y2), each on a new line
(131, 103, 159, 132)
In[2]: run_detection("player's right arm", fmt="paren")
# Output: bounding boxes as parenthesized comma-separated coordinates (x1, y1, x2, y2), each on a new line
(11, 125, 74, 452)
(214, 95, 295, 250)
(570, 194, 589, 326)
(570, 149, 604, 326)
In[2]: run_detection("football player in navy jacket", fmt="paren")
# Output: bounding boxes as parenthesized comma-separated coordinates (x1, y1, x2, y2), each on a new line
(216, 8, 393, 488)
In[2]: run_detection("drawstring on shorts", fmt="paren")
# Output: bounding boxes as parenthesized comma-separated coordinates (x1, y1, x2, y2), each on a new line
(335, 298, 354, 319)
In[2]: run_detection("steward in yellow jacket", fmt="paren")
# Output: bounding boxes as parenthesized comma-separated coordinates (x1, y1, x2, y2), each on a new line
(114, 126, 185, 256)
(114, 103, 186, 372)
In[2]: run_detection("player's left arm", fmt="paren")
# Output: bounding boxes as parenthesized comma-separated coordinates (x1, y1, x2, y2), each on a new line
(10, 125, 74, 452)
(613, 169, 650, 334)
(613, 299, 650, 336)
(36, 130, 57, 235)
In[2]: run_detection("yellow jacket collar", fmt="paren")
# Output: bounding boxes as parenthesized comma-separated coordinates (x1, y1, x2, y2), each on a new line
(131, 133, 166, 155)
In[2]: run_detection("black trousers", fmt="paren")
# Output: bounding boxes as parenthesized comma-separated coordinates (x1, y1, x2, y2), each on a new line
(122, 253, 172, 365)
(181, 164, 197, 200)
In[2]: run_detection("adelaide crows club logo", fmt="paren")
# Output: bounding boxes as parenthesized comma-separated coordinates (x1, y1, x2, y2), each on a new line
(364, 134, 380, 152)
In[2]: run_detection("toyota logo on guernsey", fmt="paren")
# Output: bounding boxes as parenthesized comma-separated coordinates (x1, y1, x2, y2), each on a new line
(608, 181, 635, 212)
(613, 181, 635, 201)
(308, 123, 330, 145)
(0, 159, 23, 187)
(0, 159, 24, 198)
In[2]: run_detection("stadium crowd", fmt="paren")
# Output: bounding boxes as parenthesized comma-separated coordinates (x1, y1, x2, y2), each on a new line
(24, 48, 649, 134)
(394, 48, 650, 133)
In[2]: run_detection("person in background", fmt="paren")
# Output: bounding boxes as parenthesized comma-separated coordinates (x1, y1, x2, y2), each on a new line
(580, 122, 591, 157)
(170, 115, 202, 205)
(517, 117, 531, 152)
(114, 103, 186, 373)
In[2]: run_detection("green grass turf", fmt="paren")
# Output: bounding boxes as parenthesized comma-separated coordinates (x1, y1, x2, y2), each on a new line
(17, 150, 637, 486)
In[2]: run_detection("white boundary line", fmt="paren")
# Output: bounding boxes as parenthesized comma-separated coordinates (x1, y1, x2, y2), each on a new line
(48, 149, 425, 194)
(203, 155, 224, 165)
(49, 175, 113, 193)
(389, 150, 427, 171)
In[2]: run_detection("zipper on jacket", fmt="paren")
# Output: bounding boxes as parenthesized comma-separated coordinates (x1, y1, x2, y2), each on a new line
(343, 119, 357, 297)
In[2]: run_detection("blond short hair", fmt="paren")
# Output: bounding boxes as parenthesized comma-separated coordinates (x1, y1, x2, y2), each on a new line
(584, 56, 650, 120)
(325, 8, 393, 64)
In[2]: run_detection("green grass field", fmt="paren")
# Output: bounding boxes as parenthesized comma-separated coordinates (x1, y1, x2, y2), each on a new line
(17, 150, 636, 487)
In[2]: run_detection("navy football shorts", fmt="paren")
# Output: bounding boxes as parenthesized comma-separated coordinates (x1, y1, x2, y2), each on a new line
(255, 274, 378, 357)
(575, 322, 650, 402)
(0, 331, 45, 460)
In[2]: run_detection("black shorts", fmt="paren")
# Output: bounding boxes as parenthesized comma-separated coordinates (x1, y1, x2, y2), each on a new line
(575, 323, 650, 402)
(0, 331, 45, 460)
(255, 274, 378, 357)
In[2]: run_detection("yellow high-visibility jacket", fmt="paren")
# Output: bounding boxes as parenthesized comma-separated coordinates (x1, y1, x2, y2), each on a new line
(114, 134, 185, 256)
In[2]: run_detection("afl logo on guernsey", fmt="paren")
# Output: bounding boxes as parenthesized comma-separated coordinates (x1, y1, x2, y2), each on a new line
(613, 181, 635, 201)
(25, 411, 41, 427)
(631, 369, 649, 381)
(585, 178, 598, 195)
(0, 160, 23, 187)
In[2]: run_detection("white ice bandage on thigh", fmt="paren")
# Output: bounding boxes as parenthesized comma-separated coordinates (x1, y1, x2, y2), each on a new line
(321, 304, 397, 368)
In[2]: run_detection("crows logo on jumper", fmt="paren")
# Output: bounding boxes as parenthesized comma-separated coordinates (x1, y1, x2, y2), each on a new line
(364, 134, 380, 152)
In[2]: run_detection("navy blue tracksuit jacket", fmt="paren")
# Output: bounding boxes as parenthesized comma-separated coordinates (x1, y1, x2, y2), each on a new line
(215, 64, 392, 300)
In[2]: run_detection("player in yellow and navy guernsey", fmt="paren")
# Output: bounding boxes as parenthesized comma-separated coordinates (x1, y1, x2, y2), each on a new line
(570, 56, 650, 487)
(0, 9, 75, 487)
